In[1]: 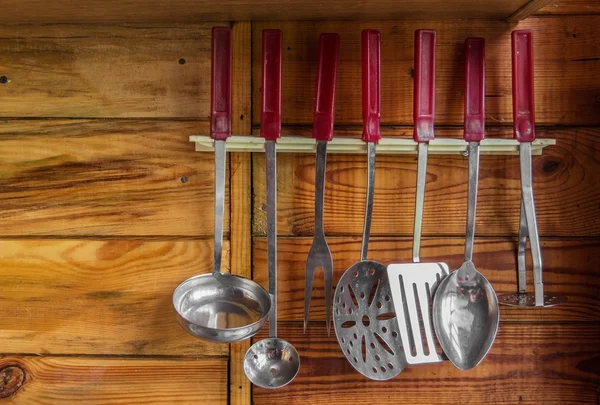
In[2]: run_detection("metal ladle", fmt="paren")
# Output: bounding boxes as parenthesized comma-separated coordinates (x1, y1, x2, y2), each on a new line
(243, 29, 300, 389)
(172, 27, 271, 344)
(432, 38, 499, 371)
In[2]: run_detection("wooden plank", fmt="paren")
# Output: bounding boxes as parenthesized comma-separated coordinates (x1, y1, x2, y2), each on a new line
(537, 0, 600, 14)
(252, 127, 600, 238)
(0, 119, 224, 237)
(253, 237, 600, 323)
(0, 24, 217, 118)
(0, 356, 227, 404)
(508, 0, 554, 20)
(253, 322, 600, 405)
(0, 239, 228, 356)
(229, 22, 253, 405)
(252, 17, 600, 126)
(0, 0, 534, 24)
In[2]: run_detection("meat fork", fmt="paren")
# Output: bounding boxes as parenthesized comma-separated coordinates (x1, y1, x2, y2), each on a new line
(305, 33, 340, 336)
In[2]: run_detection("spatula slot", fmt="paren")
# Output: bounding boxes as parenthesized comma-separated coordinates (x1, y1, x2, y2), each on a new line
(398, 274, 417, 357)
(413, 282, 430, 356)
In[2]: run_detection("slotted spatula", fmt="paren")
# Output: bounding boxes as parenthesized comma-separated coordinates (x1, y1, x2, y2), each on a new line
(386, 30, 448, 366)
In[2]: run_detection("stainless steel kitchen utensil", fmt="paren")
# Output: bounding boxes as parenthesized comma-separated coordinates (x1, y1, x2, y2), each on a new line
(385, 30, 448, 366)
(244, 30, 300, 390)
(498, 30, 567, 308)
(412, 29, 436, 265)
(305, 33, 340, 337)
(173, 27, 271, 344)
(387, 262, 448, 364)
(333, 30, 405, 381)
(433, 37, 499, 371)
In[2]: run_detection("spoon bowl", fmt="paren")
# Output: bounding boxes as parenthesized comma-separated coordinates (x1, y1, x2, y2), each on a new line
(243, 337, 300, 389)
(432, 260, 499, 370)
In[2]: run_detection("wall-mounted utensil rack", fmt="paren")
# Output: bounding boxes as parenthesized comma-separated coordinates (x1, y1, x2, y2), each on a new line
(190, 135, 555, 155)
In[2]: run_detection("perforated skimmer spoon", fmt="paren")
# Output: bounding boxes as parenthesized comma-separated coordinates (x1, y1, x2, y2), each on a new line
(432, 38, 499, 371)
(333, 30, 405, 381)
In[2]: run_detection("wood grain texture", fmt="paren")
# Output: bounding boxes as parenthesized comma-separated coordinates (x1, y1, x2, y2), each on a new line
(0, 239, 228, 356)
(508, 0, 554, 20)
(0, 356, 227, 404)
(252, 322, 600, 405)
(252, 127, 600, 238)
(252, 17, 600, 126)
(229, 22, 252, 405)
(0, 24, 220, 118)
(254, 237, 600, 323)
(0, 0, 539, 24)
(0, 119, 223, 237)
(537, 0, 600, 14)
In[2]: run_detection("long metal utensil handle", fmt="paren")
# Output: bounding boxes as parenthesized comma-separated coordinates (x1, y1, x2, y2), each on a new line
(312, 33, 340, 234)
(463, 37, 485, 264)
(360, 29, 381, 261)
(262, 29, 282, 337)
(211, 27, 232, 276)
(512, 29, 544, 306)
(412, 29, 436, 263)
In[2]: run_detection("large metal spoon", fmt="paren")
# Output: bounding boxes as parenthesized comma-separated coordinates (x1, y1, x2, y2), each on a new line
(432, 38, 499, 371)
(243, 29, 300, 389)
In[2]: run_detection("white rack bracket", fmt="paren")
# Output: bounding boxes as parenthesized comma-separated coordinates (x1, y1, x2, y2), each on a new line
(190, 135, 555, 155)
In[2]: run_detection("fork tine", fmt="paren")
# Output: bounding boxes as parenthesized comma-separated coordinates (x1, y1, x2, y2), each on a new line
(323, 256, 333, 337)
(304, 261, 316, 333)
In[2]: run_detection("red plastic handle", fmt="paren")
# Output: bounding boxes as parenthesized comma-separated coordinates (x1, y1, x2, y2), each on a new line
(413, 29, 436, 143)
(312, 33, 340, 142)
(261, 29, 282, 141)
(210, 27, 232, 141)
(511, 30, 536, 142)
(361, 29, 381, 143)
(464, 37, 485, 142)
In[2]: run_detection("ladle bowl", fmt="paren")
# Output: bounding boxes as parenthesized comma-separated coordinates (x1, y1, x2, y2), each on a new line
(173, 273, 271, 343)
(243, 337, 300, 389)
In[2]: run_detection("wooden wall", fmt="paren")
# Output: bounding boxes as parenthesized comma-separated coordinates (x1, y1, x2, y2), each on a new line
(0, 2, 598, 405)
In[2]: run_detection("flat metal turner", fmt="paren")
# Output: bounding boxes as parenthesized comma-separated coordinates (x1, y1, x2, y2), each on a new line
(387, 262, 449, 364)
(384, 29, 448, 366)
